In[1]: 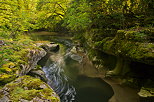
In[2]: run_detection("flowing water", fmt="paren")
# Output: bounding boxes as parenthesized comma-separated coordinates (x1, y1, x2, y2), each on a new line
(32, 32, 114, 102)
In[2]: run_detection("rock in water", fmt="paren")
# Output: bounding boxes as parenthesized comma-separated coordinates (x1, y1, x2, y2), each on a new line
(37, 42, 60, 52)
(0, 40, 4, 46)
(70, 54, 83, 63)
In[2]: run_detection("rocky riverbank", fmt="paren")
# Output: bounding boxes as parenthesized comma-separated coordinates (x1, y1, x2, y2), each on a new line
(0, 37, 60, 102)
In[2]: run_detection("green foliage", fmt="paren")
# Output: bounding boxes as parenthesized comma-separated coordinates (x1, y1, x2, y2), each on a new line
(0, 74, 16, 84)
(0, 0, 70, 34)
(125, 31, 147, 42)
(0, 0, 38, 38)
(0, 50, 4, 68)
(63, 0, 154, 33)
(35, 0, 70, 31)
(97, 29, 154, 65)
(1, 0, 153, 36)
(63, 0, 92, 31)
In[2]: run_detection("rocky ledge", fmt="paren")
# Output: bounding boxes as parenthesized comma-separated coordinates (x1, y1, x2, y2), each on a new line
(0, 39, 60, 102)
(88, 28, 154, 76)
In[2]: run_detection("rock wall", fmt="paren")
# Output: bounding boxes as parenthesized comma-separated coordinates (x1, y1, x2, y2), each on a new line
(83, 28, 154, 76)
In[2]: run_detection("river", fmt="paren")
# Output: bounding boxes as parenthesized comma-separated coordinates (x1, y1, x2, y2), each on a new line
(31, 31, 139, 102)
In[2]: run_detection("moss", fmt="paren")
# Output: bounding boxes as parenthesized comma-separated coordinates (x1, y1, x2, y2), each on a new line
(0, 62, 16, 74)
(99, 28, 154, 65)
(11, 87, 42, 101)
(0, 85, 3, 90)
(0, 74, 16, 85)
(22, 78, 43, 89)
(0, 38, 42, 84)
(125, 30, 148, 42)
(86, 28, 154, 77)
(16, 39, 34, 46)
(0, 37, 59, 101)
(1, 75, 60, 102)
(34, 40, 50, 43)
(2, 62, 15, 68)
(0, 67, 12, 73)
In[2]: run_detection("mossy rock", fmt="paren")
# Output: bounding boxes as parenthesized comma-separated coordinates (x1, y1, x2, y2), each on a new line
(0, 38, 47, 82)
(138, 80, 154, 101)
(0, 75, 60, 102)
(96, 28, 154, 65)
(138, 87, 154, 99)
(0, 38, 59, 101)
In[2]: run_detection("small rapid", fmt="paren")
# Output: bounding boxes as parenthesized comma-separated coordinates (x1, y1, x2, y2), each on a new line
(43, 62, 76, 102)
(42, 40, 77, 102)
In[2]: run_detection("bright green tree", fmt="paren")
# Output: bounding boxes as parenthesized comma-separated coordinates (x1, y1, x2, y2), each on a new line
(35, 0, 70, 31)
(0, 0, 38, 38)
(63, 0, 91, 32)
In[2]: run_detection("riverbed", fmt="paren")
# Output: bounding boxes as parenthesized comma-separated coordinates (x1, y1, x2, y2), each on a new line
(31, 31, 139, 102)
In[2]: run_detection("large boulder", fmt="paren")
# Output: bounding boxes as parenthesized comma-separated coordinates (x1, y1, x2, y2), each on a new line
(0, 75, 60, 102)
(19, 48, 46, 76)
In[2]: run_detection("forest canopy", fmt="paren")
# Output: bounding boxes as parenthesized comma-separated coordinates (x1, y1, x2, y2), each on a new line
(0, 0, 154, 38)
(0, 0, 70, 38)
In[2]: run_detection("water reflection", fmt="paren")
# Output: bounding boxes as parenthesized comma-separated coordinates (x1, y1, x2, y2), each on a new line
(75, 76, 114, 102)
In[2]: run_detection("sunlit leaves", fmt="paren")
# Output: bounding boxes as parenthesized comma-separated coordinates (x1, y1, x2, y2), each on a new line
(63, 0, 92, 31)
(35, 0, 70, 31)
(0, 0, 38, 38)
